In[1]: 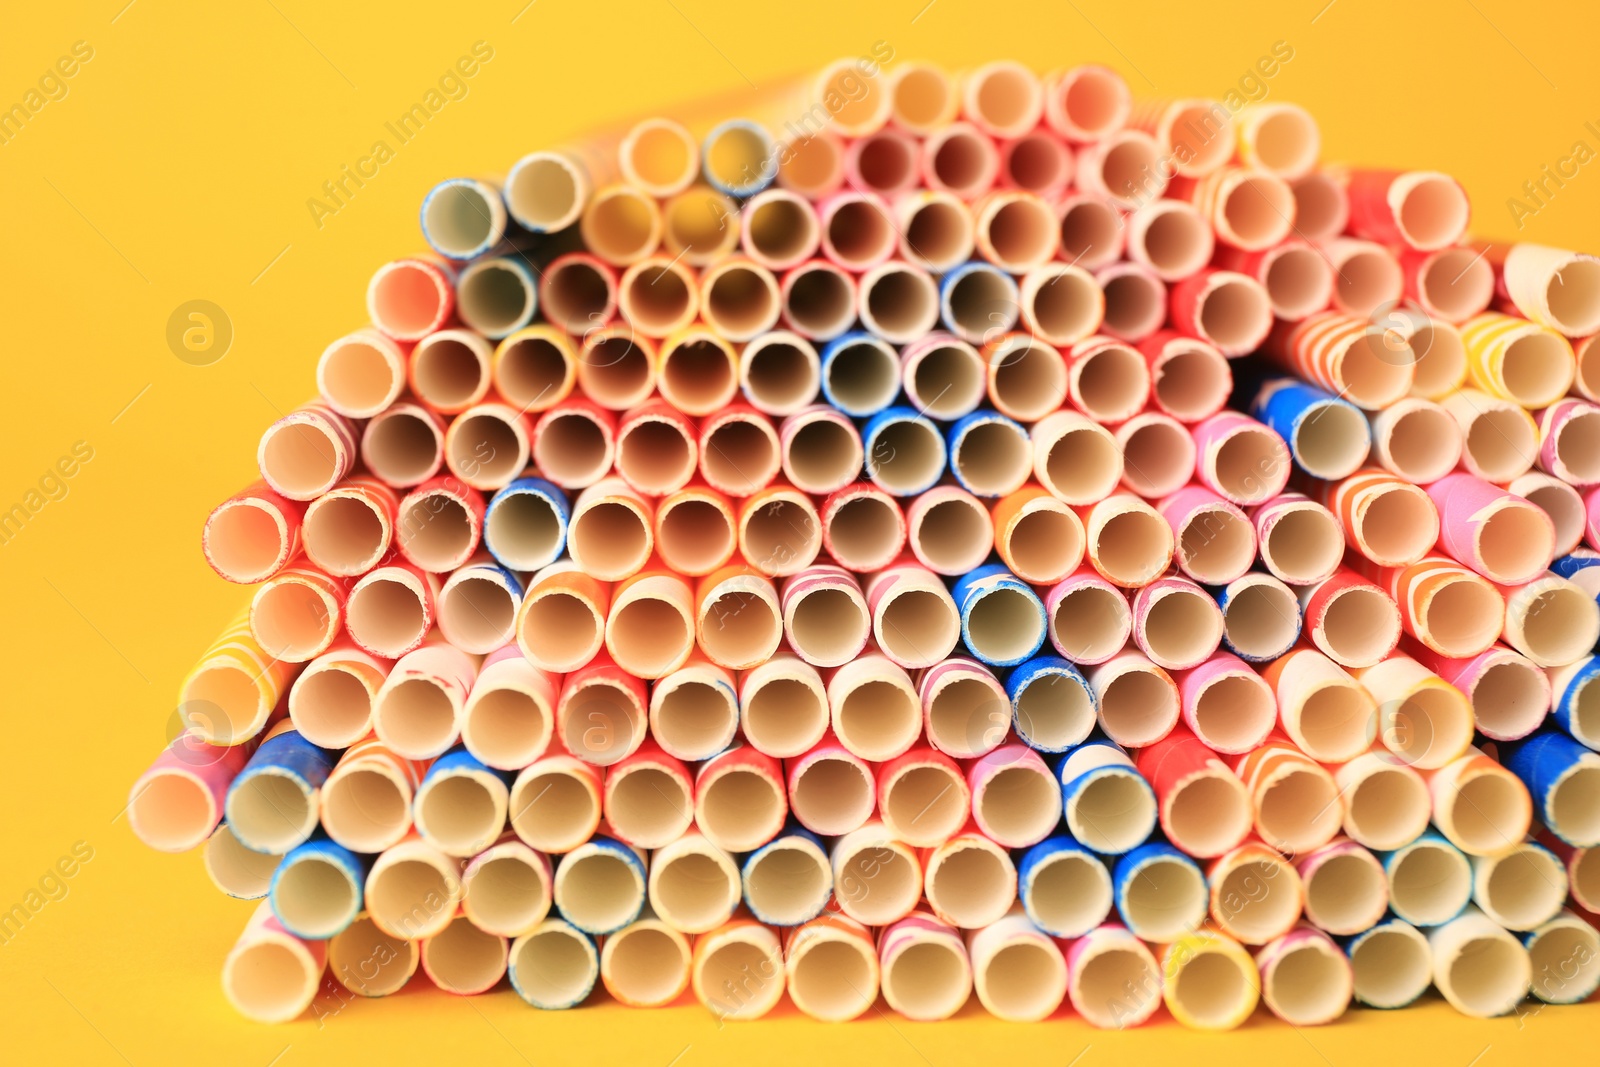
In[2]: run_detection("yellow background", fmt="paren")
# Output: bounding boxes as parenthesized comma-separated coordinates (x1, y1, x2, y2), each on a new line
(2, 0, 1597, 1062)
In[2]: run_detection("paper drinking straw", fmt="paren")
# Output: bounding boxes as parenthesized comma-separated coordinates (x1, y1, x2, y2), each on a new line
(1424, 473, 1556, 587)
(1255, 925, 1353, 1026)
(1001, 130, 1074, 199)
(1297, 838, 1389, 935)
(288, 641, 388, 749)
(503, 142, 606, 232)
(1426, 747, 1534, 856)
(655, 327, 739, 418)
(694, 565, 782, 672)
(1080, 493, 1175, 588)
(1542, 833, 1600, 911)
(1015, 836, 1113, 939)
(1174, 168, 1294, 252)
(1015, 265, 1102, 349)
(412, 746, 512, 858)
(740, 826, 833, 927)
(958, 60, 1042, 138)
(1462, 311, 1577, 409)
(222, 902, 327, 1023)
(1297, 568, 1403, 669)
(1191, 411, 1291, 507)
(616, 257, 699, 341)
(1513, 474, 1588, 557)
(1112, 842, 1209, 942)
(1212, 242, 1330, 324)
(508, 754, 602, 854)
(1505, 731, 1600, 847)
(204, 482, 305, 584)
(862, 560, 960, 669)
(920, 121, 1000, 199)
(1058, 336, 1149, 424)
(444, 403, 533, 492)
(699, 257, 782, 343)
(597, 908, 694, 1008)
(456, 255, 539, 340)
(1337, 166, 1470, 250)
(1055, 741, 1157, 856)
(602, 741, 694, 850)
(887, 60, 956, 133)
(1066, 924, 1162, 1029)
(1536, 398, 1600, 489)
(1250, 495, 1342, 587)
(223, 722, 333, 854)
(877, 911, 972, 1021)
(945, 412, 1031, 499)
(1470, 840, 1567, 932)
(618, 117, 699, 197)
(1331, 748, 1431, 851)
(1394, 312, 1472, 401)
(649, 656, 739, 762)
(692, 917, 787, 1020)
(784, 915, 879, 1022)
(832, 823, 922, 927)
(662, 184, 741, 268)
(701, 117, 777, 197)
(1054, 194, 1125, 273)
(898, 335, 983, 423)
(420, 910, 509, 995)
(651, 486, 735, 579)
(779, 260, 855, 340)
(460, 834, 552, 937)
(508, 917, 598, 1009)
(918, 656, 1010, 758)
(395, 477, 485, 573)
(694, 744, 787, 854)
(938, 260, 1019, 343)
(536, 252, 617, 335)
(1005, 656, 1096, 753)
(1574, 335, 1600, 401)
(894, 191, 975, 274)
(818, 332, 900, 417)
(1125, 96, 1232, 177)
(481, 479, 567, 574)
(1357, 652, 1474, 769)
(1285, 168, 1346, 241)
(1131, 575, 1225, 672)
(367, 256, 455, 342)
(575, 327, 657, 412)
(1170, 269, 1274, 358)
(1231, 99, 1319, 175)
(1368, 397, 1463, 485)
(1409, 641, 1549, 741)
(1174, 651, 1276, 755)
(780, 407, 863, 499)
(739, 331, 820, 416)
(514, 560, 609, 673)
(360, 401, 446, 490)
(818, 191, 897, 272)
(1114, 269, 1186, 344)
(319, 738, 422, 853)
(991, 488, 1084, 586)
(552, 836, 647, 937)
(904, 486, 996, 576)
(952, 564, 1048, 668)
(1159, 486, 1255, 587)
(326, 912, 420, 997)
(408, 328, 492, 415)
(128, 731, 250, 853)
(555, 655, 649, 767)
(1115, 413, 1196, 500)
(779, 566, 868, 669)
(1216, 573, 1303, 663)
(1550, 653, 1600, 749)
(363, 835, 462, 940)
(921, 830, 1019, 931)
(1045, 567, 1133, 666)
(1205, 841, 1304, 945)
(1341, 917, 1432, 1009)
(1075, 128, 1165, 209)
(1525, 910, 1600, 1004)
(1138, 727, 1253, 858)
(565, 478, 653, 583)
(1041, 63, 1129, 140)
(370, 638, 477, 760)
(877, 746, 970, 847)
(579, 183, 662, 267)
(1030, 411, 1122, 507)
(1380, 830, 1473, 926)
(738, 189, 820, 273)
(1324, 238, 1403, 318)
(269, 833, 368, 940)
(786, 734, 875, 835)
(1429, 905, 1533, 1017)
(857, 261, 940, 343)
(1252, 379, 1371, 481)
(492, 326, 576, 413)
(827, 653, 922, 762)
(1260, 646, 1377, 764)
(317, 329, 407, 420)
(971, 190, 1059, 273)
(1501, 571, 1600, 667)
(1440, 388, 1539, 484)
(739, 651, 828, 758)
(300, 476, 398, 577)
(1234, 734, 1345, 853)
(1399, 245, 1494, 324)
(257, 404, 358, 502)
(604, 570, 694, 679)
(862, 407, 946, 497)
(1269, 311, 1415, 410)
(205, 822, 281, 899)
(964, 744, 1062, 849)
(1137, 331, 1231, 424)
(1162, 929, 1260, 1030)
(1498, 243, 1600, 336)
(1122, 199, 1212, 282)
(966, 909, 1068, 1022)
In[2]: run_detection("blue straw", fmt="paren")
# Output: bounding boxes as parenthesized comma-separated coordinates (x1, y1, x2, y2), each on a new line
(269, 832, 371, 940)
(1006, 656, 1097, 753)
(702, 119, 778, 198)
(952, 564, 1048, 667)
(741, 824, 833, 927)
(1017, 835, 1113, 938)
(947, 411, 1030, 498)
(1504, 731, 1600, 845)
(225, 727, 338, 855)
(1252, 377, 1371, 480)
(1375, 830, 1472, 926)
(820, 332, 902, 417)
(484, 477, 570, 572)
(863, 406, 946, 496)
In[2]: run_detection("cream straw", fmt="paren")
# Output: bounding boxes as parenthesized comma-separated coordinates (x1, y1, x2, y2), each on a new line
(1325, 237, 1403, 318)
(1126, 198, 1214, 281)
(1298, 838, 1389, 935)
(654, 486, 737, 577)
(1471, 841, 1567, 931)
(1031, 411, 1122, 506)
(371, 638, 479, 760)
(461, 834, 552, 938)
(327, 913, 419, 997)
(1369, 397, 1464, 484)
(317, 329, 406, 420)
(1441, 388, 1539, 483)
(1357, 652, 1474, 770)
(222, 902, 327, 1023)
(419, 911, 508, 997)
(691, 918, 786, 1020)
(319, 739, 421, 854)
(967, 909, 1068, 1022)
(1428, 905, 1532, 1017)
(605, 571, 695, 680)
(922, 831, 1018, 931)
(1499, 243, 1600, 337)
(646, 833, 743, 934)
(533, 399, 616, 490)
(1331, 749, 1431, 851)
(650, 655, 740, 761)
(408, 328, 491, 414)
(1290, 169, 1349, 242)
(204, 822, 280, 900)
(508, 918, 598, 1009)
(825, 652, 922, 761)
(600, 910, 692, 1008)
(1501, 571, 1600, 667)
(1079, 494, 1174, 589)
(739, 331, 820, 415)
(1525, 910, 1600, 1004)
(508, 755, 602, 854)
(1087, 651, 1179, 749)
(364, 836, 463, 941)
(443, 403, 532, 491)
(1512, 473, 1588, 557)
(832, 823, 922, 927)
(783, 916, 880, 1022)
(1345, 917, 1431, 1008)
(987, 334, 1071, 422)
(493, 326, 576, 413)
(694, 565, 783, 671)
(289, 641, 389, 749)
(1065, 924, 1163, 1029)
(878, 911, 973, 1021)
(1116, 414, 1196, 500)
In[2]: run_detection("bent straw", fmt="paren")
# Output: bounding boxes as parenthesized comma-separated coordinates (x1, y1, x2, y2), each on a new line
(319, 738, 423, 854)
(204, 482, 305, 584)
(1356, 652, 1474, 770)
(553, 836, 647, 936)
(222, 902, 327, 1023)
(602, 741, 694, 850)
(1161, 930, 1260, 1031)
(508, 918, 599, 1009)
(412, 746, 513, 858)
(966, 909, 1068, 1022)
(737, 651, 828, 758)
(650, 655, 740, 762)
(318, 329, 407, 419)
(1260, 646, 1377, 764)
(128, 731, 251, 854)
(1015, 837, 1112, 939)
(878, 911, 973, 1021)
(370, 638, 478, 760)
(1066, 924, 1163, 1029)
(600, 910, 692, 1008)
(1344, 917, 1432, 1009)
(1379, 830, 1473, 926)
(1056, 740, 1158, 854)
(1045, 567, 1132, 666)
(1205, 841, 1303, 946)
(460, 835, 552, 938)
(1252, 379, 1371, 482)
(1113, 843, 1208, 943)
(289, 641, 389, 749)
(741, 826, 834, 927)
(1255, 926, 1353, 1026)
(1428, 905, 1532, 1017)
(784, 915, 879, 1022)
(364, 835, 463, 941)
(302, 476, 400, 577)
(1471, 841, 1567, 931)
(691, 918, 786, 1020)
(1234, 734, 1345, 854)
(508, 754, 602, 854)
(1136, 727, 1253, 859)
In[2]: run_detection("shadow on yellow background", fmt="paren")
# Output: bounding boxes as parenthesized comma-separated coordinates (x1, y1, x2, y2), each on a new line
(1, 0, 1595, 1062)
